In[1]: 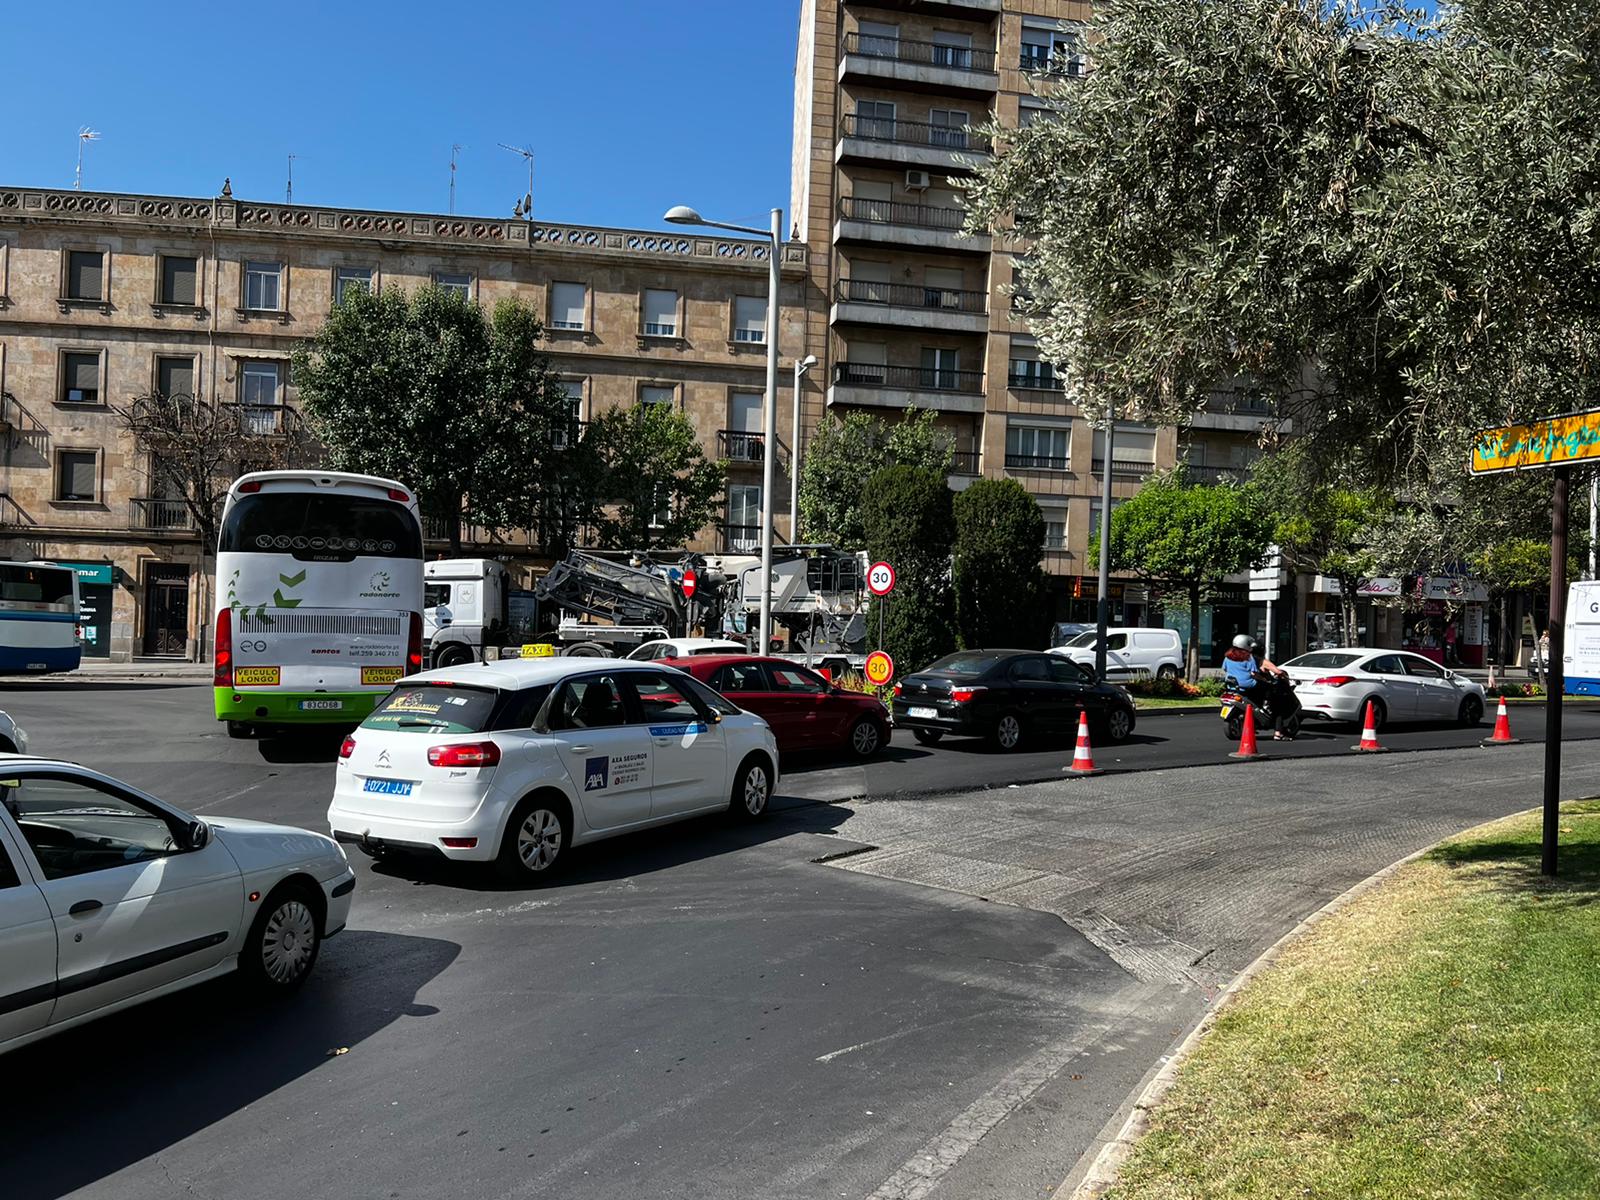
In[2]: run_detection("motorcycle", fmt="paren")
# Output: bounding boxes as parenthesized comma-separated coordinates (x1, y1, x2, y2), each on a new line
(1220, 670, 1302, 741)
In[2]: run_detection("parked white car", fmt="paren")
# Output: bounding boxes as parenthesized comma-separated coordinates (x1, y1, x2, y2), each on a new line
(1050, 627, 1185, 681)
(328, 657, 780, 883)
(0, 710, 28, 754)
(1, 757, 354, 1055)
(1280, 649, 1487, 728)
(624, 637, 746, 661)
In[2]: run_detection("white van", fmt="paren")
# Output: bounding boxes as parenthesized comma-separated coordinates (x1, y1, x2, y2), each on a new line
(1049, 627, 1185, 681)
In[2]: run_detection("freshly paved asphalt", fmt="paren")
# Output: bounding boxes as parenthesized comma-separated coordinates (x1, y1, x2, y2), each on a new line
(2, 681, 1595, 1200)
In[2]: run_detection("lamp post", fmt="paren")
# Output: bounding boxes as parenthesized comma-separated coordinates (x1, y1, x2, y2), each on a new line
(791, 355, 817, 541)
(666, 204, 783, 653)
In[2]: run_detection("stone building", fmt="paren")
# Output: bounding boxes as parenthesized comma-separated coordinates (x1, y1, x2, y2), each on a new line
(789, 0, 1277, 632)
(0, 185, 807, 661)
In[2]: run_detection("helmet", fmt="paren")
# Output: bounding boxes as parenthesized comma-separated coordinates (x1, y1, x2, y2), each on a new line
(1231, 634, 1254, 650)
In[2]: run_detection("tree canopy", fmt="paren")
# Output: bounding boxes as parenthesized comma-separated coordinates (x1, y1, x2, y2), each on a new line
(577, 403, 726, 551)
(952, 478, 1048, 650)
(799, 409, 954, 548)
(861, 465, 958, 672)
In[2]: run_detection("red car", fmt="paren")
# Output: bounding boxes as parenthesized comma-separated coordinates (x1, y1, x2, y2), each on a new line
(676, 655, 890, 758)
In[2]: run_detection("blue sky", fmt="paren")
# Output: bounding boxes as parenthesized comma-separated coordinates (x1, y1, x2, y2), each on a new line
(5, 1, 798, 232)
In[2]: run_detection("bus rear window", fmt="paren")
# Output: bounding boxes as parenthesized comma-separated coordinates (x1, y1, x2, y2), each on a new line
(220, 493, 422, 561)
(0, 565, 75, 609)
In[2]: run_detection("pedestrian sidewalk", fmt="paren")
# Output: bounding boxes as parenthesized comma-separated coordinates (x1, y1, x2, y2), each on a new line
(61, 659, 211, 681)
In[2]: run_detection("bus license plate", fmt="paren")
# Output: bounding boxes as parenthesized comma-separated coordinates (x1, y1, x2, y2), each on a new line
(299, 699, 344, 711)
(361, 667, 403, 685)
(907, 706, 937, 719)
(234, 667, 281, 686)
(363, 778, 413, 796)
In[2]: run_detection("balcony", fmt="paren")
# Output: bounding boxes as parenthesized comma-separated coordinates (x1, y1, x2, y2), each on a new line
(828, 361, 986, 414)
(1005, 453, 1070, 471)
(1191, 390, 1292, 433)
(834, 197, 989, 254)
(1020, 48, 1089, 79)
(831, 278, 989, 334)
(1007, 368, 1059, 391)
(842, 0, 1001, 14)
(130, 497, 197, 532)
(721, 524, 761, 553)
(227, 403, 299, 436)
(1091, 456, 1155, 479)
(718, 429, 766, 464)
(840, 33, 999, 96)
(950, 449, 980, 475)
(836, 115, 992, 173)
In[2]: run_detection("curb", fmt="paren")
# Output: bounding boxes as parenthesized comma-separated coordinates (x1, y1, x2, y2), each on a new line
(1054, 835, 1451, 1200)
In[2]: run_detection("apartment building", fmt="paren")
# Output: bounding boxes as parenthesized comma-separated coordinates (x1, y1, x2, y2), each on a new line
(790, 0, 1271, 630)
(0, 185, 807, 660)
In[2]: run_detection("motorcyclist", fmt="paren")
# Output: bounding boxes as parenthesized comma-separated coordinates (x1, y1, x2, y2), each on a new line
(1221, 634, 1288, 737)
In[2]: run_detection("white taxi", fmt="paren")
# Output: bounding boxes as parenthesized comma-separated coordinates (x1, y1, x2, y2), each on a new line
(328, 657, 780, 883)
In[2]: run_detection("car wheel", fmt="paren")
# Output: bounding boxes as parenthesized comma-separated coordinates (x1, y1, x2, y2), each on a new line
(1156, 664, 1178, 682)
(1459, 695, 1484, 727)
(1103, 707, 1135, 743)
(495, 795, 571, 883)
(434, 644, 473, 670)
(565, 642, 608, 658)
(989, 713, 1025, 752)
(730, 754, 772, 820)
(912, 729, 944, 746)
(239, 882, 322, 993)
(848, 717, 884, 759)
(226, 722, 254, 740)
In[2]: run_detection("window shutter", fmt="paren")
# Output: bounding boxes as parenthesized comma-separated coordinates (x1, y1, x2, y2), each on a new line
(733, 296, 766, 342)
(163, 257, 198, 305)
(158, 357, 195, 398)
(69, 251, 103, 300)
(552, 282, 586, 329)
(62, 452, 96, 500)
(644, 290, 677, 334)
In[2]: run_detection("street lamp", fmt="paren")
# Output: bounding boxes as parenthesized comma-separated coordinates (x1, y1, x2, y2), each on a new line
(791, 355, 817, 541)
(666, 203, 784, 653)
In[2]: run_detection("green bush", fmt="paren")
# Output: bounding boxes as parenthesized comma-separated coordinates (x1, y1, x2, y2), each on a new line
(952, 478, 1048, 649)
(861, 465, 958, 674)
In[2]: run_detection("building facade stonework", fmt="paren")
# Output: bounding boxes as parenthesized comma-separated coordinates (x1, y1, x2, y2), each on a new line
(0, 187, 808, 661)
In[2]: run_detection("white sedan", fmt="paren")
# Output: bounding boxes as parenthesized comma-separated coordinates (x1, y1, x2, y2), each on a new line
(329, 657, 780, 883)
(623, 637, 746, 661)
(1281, 649, 1487, 729)
(1, 757, 355, 1055)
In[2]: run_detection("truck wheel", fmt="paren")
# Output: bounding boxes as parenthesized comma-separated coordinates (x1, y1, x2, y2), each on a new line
(565, 642, 608, 658)
(434, 644, 474, 669)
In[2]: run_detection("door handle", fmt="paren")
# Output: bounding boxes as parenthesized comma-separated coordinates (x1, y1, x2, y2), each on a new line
(69, 899, 102, 916)
(654, 737, 674, 746)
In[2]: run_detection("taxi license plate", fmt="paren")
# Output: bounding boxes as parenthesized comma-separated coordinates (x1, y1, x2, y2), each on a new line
(299, 699, 344, 711)
(361, 666, 403, 685)
(907, 706, 937, 719)
(234, 667, 280, 686)
(363, 778, 413, 796)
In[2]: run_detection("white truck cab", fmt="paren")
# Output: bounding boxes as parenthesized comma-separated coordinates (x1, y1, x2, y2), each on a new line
(424, 559, 511, 669)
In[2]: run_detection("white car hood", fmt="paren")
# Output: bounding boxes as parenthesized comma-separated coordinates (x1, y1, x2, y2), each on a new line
(209, 816, 347, 874)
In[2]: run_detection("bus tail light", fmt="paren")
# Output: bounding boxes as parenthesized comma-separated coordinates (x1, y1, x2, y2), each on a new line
(427, 742, 501, 768)
(407, 611, 424, 674)
(339, 736, 357, 759)
(214, 609, 233, 687)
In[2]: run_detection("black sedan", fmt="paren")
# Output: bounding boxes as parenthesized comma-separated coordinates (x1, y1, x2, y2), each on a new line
(892, 649, 1136, 752)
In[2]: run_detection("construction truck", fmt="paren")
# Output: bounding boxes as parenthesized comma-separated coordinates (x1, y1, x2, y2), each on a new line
(423, 558, 516, 669)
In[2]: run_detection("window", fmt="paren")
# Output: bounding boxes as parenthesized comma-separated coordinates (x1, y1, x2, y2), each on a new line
(4, 774, 185, 880)
(554, 380, 583, 447)
(920, 347, 962, 389)
(550, 281, 587, 330)
(853, 180, 894, 223)
(733, 295, 767, 343)
(157, 355, 196, 400)
(929, 109, 970, 149)
(714, 662, 770, 693)
(846, 341, 887, 383)
(930, 30, 972, 69)
(728, 484, 762, 536)
(1089, 500, 1121, 539)
(243, 261, 283, 311)
(623, 671, 701, 724)
(549, 675, 628, 731)
(55, 450, 97, 502)
(1006, 424, 1070, 469)
(730, 392, 763, 434)
(680, 675, 741, 717)
(435, 272, 472, 299)
(924, 266, 965, 308)
(1010, 657, 1051, 682)
(1365, 655, 1407, 676)
(1022, 22, 1086, 75)
(240, 361, 281, 408)
(60, 351, 101, 405)
(856, 100, 897, 140)
(643, 289, 678, 337)
(1019, 100, 1048, 129)
(767, 665, 828, 694)
(363, 684, 505, 735)
(159, 255, 199, 306)
(649, 486, 672, 529)
(1049, 658, 1095, 686)
(66, 250, 104, 300)
(640, 385, 675, 408)
(1093, 427, 1157, 470)
(334, 266, 372, 304)
(857, 19, 899, 58)
(1403, 655, 1446, 679)
(1043, 515, 1067, 550)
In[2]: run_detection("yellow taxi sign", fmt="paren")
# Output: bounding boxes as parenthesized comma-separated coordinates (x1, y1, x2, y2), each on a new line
(234, 666, 281, 686)
(521, 643, 556, 658)
(1471, 409, 1600, 474)
(361, 666, 404, 686)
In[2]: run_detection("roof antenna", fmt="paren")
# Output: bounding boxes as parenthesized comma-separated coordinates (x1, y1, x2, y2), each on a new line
(286, 153, 296, 204)
(74, 127, 101, 190)
(498, 143, 535, 221)
(449, 143, 463, 214)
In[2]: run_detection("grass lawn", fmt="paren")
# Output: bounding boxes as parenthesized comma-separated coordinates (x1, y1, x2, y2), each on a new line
(1133, 697, 1220, 711)
(1108, 801, 1600, 1200)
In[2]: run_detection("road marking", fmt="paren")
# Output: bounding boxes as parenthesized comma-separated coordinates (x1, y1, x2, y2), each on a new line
(816, 1013, 985, 1063)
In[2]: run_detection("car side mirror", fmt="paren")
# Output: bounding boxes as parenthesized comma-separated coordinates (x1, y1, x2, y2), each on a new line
(706, 711, 722, 725)
(184, 819, 210, 851)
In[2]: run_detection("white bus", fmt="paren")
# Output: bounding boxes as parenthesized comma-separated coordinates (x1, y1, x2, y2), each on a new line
(213, 471, 424, 735)
(0, 561, 81, 675)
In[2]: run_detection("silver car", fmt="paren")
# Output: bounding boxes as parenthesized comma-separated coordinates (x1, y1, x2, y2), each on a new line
(1281, 650, 1486, 729)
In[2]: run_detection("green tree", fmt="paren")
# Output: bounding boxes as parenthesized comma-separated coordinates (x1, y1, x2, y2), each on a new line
(1272, 488, 1390, 647)
(952, 478, 1048, 649)
(860, 465, 957, 673)
(291, 284, 576, 552)
(1096, 472, 1271, 679)
(799, 409, 954, 548)
(578, 402, 726, 551)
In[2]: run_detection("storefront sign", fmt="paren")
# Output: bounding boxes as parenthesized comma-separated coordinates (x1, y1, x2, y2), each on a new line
(1471, 408, 1600, 474)
(1422, 576, 1489, 603)
(61, 562, 115, 586)
(1356, 577, 1403, 596)
(1464, 605, 1485, 646)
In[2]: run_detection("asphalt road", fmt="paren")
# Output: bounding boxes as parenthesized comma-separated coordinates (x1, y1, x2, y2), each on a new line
(2, 681, 1596, 1200)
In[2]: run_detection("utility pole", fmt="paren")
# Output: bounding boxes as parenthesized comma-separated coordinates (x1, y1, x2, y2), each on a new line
(1589, 470, 1596, 581)
(449, 144, 462, 214)
(1544, 466, 1570, 876)
(1095, 415, 1115, 681)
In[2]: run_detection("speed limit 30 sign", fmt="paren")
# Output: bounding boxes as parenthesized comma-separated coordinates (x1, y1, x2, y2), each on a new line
(867, 560, 896, 597)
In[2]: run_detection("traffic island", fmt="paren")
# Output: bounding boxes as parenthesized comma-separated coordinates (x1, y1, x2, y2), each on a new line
(1090, 801, 1600, 1200)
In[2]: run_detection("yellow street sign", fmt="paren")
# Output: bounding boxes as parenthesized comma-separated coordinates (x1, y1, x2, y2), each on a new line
(1471, 409, 1600, 474)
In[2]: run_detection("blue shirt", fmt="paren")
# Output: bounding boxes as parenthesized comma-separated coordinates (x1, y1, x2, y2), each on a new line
(1222, 654, 1259, 689)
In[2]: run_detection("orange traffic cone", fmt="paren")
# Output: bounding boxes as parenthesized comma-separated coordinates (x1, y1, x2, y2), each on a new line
(1352, 700, 1387, 753)
(1065, 709, 1103, 776)
(1482, 697, 1521, 746)
(1228, 703, 1264, 760)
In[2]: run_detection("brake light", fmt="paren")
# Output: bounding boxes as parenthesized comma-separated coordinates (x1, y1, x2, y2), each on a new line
(408, 610, 424, 674)
(950, 686, 986, 704)
(339, 736, 356, 759)
(428, 742, 501, 768)
(386, 487, 410, 503)
(441, 837, 479, 849)
(892, 681, 903, 697)
(1313, 675, 1355, 687)
(237, 480, 262, 494)
(213, 608, 233, 687)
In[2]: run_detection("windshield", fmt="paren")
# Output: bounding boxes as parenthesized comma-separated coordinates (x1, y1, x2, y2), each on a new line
(360, 684, 551, 734)
(1064, 631, 1100, 649)
(220, 492, 422, 562)
(1287, 652, 1362, 670)
(0, 565, 76, 610)
(923, 651, 1009, 677)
